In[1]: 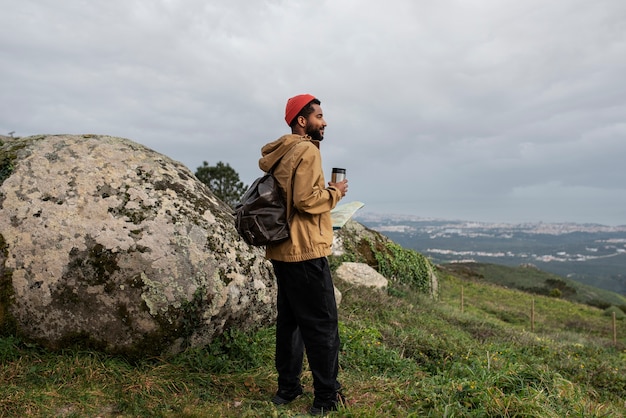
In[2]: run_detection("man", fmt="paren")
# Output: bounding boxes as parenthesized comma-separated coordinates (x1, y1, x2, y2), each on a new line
(258, 94, 348, 415)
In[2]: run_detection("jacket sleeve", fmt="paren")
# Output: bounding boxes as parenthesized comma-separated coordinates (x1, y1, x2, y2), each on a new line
(291, 144, 342, 214)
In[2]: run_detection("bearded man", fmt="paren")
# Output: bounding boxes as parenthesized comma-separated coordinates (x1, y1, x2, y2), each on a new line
(258, 94, 348, 415)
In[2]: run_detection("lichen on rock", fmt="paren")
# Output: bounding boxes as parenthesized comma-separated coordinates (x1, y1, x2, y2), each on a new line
(0, 134, 276, 357)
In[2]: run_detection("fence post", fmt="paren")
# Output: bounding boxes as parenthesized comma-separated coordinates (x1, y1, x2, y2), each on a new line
(613, 311, 617, 345)
(460, 285, 464, 313)
(531, 299, 535, 332)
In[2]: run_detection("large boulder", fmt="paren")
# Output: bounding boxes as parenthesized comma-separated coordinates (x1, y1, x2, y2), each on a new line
(0, 134, 276, 357)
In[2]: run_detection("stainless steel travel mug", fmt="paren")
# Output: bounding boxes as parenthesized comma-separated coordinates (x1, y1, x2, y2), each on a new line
(331, 168, 346, 183)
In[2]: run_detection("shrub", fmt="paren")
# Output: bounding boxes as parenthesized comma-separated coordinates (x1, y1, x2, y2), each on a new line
(604, 306, 626, 320)
(369, 240, 433, 293)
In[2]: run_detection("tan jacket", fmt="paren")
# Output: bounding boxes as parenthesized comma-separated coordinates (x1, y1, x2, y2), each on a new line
(259, 134, 343, 262)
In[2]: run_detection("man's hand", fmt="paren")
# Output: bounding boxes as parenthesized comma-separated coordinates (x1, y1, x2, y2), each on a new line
(328, 179, 348, 197)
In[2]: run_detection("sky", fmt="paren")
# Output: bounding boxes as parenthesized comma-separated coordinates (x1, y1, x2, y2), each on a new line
(1, 0, 625, 226)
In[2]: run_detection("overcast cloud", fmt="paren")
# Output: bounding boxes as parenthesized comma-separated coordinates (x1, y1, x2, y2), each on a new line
(2, 0, 625, 225)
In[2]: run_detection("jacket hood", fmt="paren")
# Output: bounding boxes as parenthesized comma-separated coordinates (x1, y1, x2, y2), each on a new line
(259, 134, 319, 172)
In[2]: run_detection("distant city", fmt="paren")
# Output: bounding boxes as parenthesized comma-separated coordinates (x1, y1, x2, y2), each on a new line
(356, 212, 626, 234)
(354, 212, 626, 295)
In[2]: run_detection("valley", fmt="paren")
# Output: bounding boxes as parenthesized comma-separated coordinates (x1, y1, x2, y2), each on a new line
(355, 213, 626, 295)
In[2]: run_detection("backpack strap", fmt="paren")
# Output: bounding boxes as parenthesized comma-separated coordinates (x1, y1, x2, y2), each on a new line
(270, 142, 300, 229)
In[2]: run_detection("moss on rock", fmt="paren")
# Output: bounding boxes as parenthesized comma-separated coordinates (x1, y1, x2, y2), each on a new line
(0, 134, 277, 356)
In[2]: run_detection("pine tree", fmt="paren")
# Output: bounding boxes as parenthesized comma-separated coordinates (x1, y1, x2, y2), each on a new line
(195, 161, 247, 208)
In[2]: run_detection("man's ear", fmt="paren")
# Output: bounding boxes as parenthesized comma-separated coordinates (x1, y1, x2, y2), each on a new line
(297, 115, 307, 127)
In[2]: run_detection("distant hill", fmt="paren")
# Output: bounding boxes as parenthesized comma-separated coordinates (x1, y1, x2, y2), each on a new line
(438, 261, 626, 310)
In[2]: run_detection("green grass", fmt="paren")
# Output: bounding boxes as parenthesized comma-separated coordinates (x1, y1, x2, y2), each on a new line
(440, 262, 626, 309)
(2, 269, 626, 417)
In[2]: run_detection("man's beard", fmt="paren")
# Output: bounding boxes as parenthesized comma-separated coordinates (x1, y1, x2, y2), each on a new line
(306, 125, 324, 141)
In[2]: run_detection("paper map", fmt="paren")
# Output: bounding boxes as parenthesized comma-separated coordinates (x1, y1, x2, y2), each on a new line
(331, 201, 365, 230)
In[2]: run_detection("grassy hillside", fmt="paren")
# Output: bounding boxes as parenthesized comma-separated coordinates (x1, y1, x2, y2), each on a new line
(440, 262, 626, 310)
(2, 264, 625, 416)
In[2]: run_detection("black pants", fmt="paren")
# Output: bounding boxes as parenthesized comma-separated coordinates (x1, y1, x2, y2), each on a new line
(271, 257, 341, 404)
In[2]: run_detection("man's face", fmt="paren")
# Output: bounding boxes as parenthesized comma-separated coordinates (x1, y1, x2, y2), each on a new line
(304, 104, 326, 141)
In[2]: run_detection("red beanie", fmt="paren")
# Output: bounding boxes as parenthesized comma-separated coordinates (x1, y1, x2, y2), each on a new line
(284, 94, 316, 126)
